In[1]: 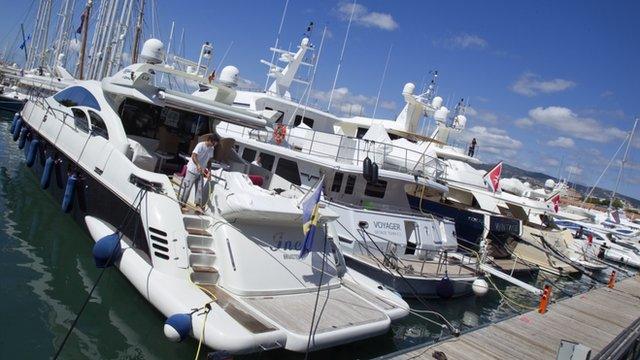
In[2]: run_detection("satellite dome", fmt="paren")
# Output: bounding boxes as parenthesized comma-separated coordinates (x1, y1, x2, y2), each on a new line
(434, 106, 449, 122)
(140, 39, 165, 64)
(431, 96, 443, 108)
(219, 65, 239, 87)
(301, 37, 310, 47)
(454, 115, 467, 129)
(544, 179, 556, 189)
(403, 82, 415, 95)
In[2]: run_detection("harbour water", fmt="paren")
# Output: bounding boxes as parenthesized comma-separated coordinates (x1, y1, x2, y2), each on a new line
(0, 110, 611, 359)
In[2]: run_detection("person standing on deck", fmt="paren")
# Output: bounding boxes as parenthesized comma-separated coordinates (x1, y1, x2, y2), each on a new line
(180, 134, 218, 212)
(468, 138, 477, 157)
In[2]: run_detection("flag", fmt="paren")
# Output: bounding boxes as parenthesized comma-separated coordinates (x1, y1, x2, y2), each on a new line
(19, 35, 31, 50)
(299, 177, 324, 259)
(483, 161, 503, 193)
(76, 7, 88, 34)
(547, 193, 561, 213)
(610, 209, 620, 224)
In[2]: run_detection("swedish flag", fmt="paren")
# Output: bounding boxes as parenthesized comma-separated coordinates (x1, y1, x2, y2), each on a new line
(299, 177, 324, 259)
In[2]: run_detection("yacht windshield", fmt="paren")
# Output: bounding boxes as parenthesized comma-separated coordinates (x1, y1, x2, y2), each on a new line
(53, 86, 101, 110)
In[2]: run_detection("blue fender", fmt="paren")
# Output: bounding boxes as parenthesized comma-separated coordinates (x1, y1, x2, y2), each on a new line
(10, 113, 20, 133)
(61, 174, 77, 213)
(41, 156, 55, 189)
(26, 140, 40, 167)
(92, 233, 122, 268)
(18, 128, 28, 149)
(12, 117, 23, 141)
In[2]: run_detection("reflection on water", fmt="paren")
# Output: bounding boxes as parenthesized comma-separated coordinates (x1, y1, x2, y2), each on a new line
(0, 112, 627, 359)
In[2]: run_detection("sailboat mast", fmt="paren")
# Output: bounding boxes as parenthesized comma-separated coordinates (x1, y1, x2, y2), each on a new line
(372, 44, 393, 119)
(327, 0, 356, 111)
(20, 23, 28, 63)
(263, 0, 290, 92)
(131, 0, 145, 64)
(76, 0, 93, 79)
(608, 118, 638, 209)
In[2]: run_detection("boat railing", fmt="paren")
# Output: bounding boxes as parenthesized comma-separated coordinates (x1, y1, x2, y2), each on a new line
(220, 122, 447, 181)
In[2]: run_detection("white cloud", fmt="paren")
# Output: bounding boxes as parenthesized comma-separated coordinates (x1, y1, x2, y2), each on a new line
(311, 87, 392, 116)
(68, 38, 81, 53)
(510, 72, 575, 97)
(565, 165, 583, 176)
(337, 2, 398, 31)
(523, 106, 627, 143)
(600, 90, 614, 98)
(466, 106, 499, 124)
(460, 126, 522, 159)
(543, 158, 560, 167)
(546, 136, 575, 148)
(436, 33, 488, 50)
(514, 117, 533, 127)
(237, 77, 260, 90)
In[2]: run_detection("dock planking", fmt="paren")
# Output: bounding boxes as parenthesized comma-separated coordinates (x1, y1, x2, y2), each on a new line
(388, 276, 640, 359)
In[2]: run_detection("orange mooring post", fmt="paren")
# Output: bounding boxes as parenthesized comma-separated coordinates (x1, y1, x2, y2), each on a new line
(608, 271, 617, 288)
(538, 284, 552, 314)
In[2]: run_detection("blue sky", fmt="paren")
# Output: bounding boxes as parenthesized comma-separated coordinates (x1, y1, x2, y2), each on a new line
(1, 0, 638, 199)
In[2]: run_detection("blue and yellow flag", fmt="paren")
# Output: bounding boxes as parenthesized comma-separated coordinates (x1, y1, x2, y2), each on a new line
(300, 177, 324, 259)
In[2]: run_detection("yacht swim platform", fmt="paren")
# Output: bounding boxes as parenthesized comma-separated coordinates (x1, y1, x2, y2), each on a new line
(382, 275, 640, 359)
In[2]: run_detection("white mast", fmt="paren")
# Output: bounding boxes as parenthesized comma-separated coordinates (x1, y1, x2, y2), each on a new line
(263, 0, 290, 92)
(107, 0, 135, 75)
(131, 0, 145, 64)
(327, 0, 356, 111)
(27, 0, 54, 70)
(261, 37, 312, 98)
(298, 26, 328, 123)
(51, 0, 76, 69)
(609, 117, 638, 209)
(372, 44, 393, 119)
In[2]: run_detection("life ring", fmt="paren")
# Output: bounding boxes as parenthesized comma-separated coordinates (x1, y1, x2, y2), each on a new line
(274, 124, 287, 145)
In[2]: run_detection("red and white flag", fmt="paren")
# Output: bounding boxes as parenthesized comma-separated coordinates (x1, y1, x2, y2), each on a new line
(546, 193, 561, 213)
(483, 161, 503, 193)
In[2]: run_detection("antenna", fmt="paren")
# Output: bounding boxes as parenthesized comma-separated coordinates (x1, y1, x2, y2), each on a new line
(609, 117, 638, 209)
(327, 0, 356, 111)
(215, 41, 234, 75)
(372, 44, 393, 119)
(263, 0, 290, 92)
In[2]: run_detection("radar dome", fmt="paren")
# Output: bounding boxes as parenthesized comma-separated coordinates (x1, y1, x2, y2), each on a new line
(454, 115, 467, 129)
(544, 179, 556, 189)
(301, 37, 310, 47)
(140, 39, 165, 64)
(434, 106, 449, 123)
(403, 82, 415, 95)
(219, 65, 239, 87)
(431, 96, 443, 109)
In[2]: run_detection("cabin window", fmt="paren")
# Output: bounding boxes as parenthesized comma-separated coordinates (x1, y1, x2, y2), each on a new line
(88, 110, 109, 139)
(53, 86, 101, 110)
(331, 172, 344, 192)
(275, 158, 301, 185)
(260, 153, 275, 171)
(72, 108, 90, 133)
(241, 148, 257, 163)
(345, 175, 357, 194)
(364, 180, 387, 198)
(293, 115, 315, 128)
(356, 127, 368, 139)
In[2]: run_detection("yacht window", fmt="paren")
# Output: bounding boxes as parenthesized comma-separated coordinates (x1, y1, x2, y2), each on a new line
(365, 180, 387, 198)
(356, 127, 368, 139)
(331, 172, 344, 192)
(53, 86, 101, 110)
(345, 175, 357, 194)
(88, 110, 109, 139)
(260, 153, 275, 171)
(275, 158, 301, 185)
(242, 148, 257, 163)
(293, 115, 315, 128)
(72, 108, 90, 133)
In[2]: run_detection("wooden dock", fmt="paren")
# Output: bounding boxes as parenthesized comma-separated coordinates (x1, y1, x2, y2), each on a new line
(385, 276, 640, 359)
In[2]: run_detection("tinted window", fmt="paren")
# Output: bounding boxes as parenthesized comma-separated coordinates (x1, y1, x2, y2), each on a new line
(345, 175, 356, 194)
(53, 86, 101, 110)
(365, 180, 387, 198)
(293, 115, 315, 128)
(260, 153, 275, 171)
(275, 158, 301, 185)
(241, 147, 257, 163)
(72, 108, 90, 133)
(356, 127, 368, 139)
(331, 172, 344, 192)
(88, 110, 108, 139)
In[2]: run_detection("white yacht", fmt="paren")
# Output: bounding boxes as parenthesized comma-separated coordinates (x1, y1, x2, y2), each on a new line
(218, 38, 481, 298)
(9, 39, 409, 354)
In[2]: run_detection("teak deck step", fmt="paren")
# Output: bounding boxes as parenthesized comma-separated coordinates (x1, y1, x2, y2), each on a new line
(192, 265, 218, 273)
(186, 227, 211, 236)
(189, 245, 215, 255)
